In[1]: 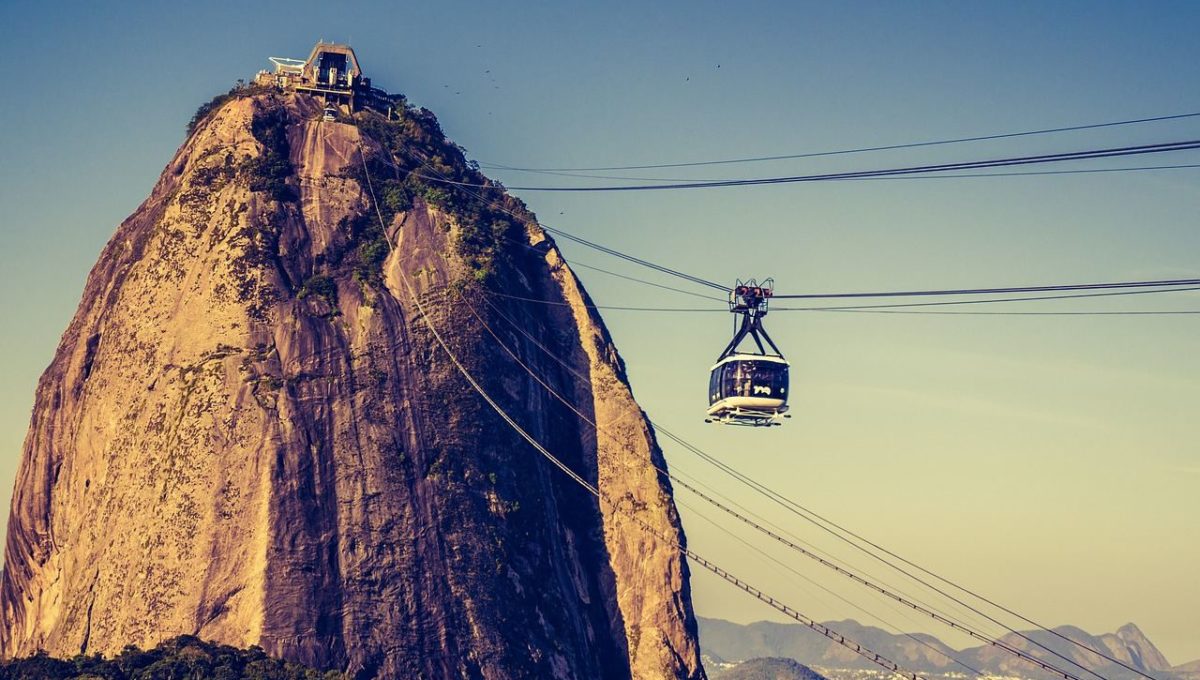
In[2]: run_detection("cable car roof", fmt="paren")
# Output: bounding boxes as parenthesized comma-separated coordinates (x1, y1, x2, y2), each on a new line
(709, 353, 790, 371)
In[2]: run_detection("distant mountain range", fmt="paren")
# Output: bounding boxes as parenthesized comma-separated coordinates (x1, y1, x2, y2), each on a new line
(699, 617, 1198, 680)
(1173, 660, 1200, 680)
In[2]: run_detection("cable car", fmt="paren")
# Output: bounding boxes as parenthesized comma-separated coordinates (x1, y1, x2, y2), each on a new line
(322, 105, 337, 121)
(706, 279, 792, 427)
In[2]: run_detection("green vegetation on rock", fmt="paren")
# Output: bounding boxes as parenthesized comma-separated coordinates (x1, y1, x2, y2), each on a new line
(246, 106, 298, 203)
(297, 274, 337, 305)
(187, 83, 267, 137)
(0, 635, 344, 679)
(350, 103, 535, 282)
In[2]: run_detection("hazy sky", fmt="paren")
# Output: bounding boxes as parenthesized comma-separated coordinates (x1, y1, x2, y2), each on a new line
(1, 0, 1197, 664)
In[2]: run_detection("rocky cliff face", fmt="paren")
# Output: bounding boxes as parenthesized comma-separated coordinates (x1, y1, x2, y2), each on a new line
(0, 89, 705, 679)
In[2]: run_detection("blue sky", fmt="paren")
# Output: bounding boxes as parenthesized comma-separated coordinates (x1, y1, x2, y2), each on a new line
(1, 0, 1198, 663)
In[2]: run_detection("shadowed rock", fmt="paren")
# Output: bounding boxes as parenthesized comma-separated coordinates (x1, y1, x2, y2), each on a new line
(0, 90, 705, 680)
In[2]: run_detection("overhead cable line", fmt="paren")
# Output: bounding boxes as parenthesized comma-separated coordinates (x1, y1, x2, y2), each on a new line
(482, 163, 1200, 184)
(477, 197, 1200, 313)
(428, 142, 999, 670)
(493, 229, 732, 303)
(563, 258, 727, 301)
(772, 278, 1200, 299)
(541, 226, 728, 291)
(512, 230, 1200, 315)
(678, 497, 986, 679)
(355, 119, 930, 680)
(486, 231, 1200, 314)
(514, 220, 1200, 313)
(819, 308, 1200, 316)
(480, 293, 1027, 636)
(677, 468, 1094, 680)
(780, 285, 1200, 310)
(479, 291, 1028, 651)
(410, 135, 1169, 680)
(538, 237, 1200, 310)
(415, 140, 1197, 315)
(464, 291, 1094, 680)
(479, 111, 1200, 171)
(421, 125, 1196, 314)
(812, 163, 1200, 182)
(411, 153, 727, 296)
(423, 139, 1200, 192)
(479, 286, 1158, 680)
(652, 426, 1164, 680)
(466, 293, 1071, 679)
(482, 285, 1200, 314)
(498, 234, 1194, 315)
(473, 294, 926, 603)
(412, 158, 729, 294)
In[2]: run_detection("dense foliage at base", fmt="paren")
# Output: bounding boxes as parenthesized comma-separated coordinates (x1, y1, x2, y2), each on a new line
(0, 636, 344, 679)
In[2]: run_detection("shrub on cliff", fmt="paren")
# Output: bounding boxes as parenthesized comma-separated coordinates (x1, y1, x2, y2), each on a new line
(351, 108, 532, 283)
(0, 635, 344, 679)
(246, 107, 298, 203)
(187, 82, 268, 137)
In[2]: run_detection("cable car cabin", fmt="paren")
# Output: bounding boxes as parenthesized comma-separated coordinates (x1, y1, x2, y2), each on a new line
(707, 354, 790, 426)
(707, 277, 791, 427)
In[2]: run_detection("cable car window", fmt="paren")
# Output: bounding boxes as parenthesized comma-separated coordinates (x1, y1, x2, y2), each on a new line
(766, 363, 789, 396)
(719, 361, 788, 399)
(720, 362, 742, 398)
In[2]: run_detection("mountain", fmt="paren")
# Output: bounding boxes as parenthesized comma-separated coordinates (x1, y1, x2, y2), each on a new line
(699, 617, 1180, 680)
(712, 657, 830, 680)
(1171, 660, 1200, 680)
(1113, 624, 1173, 672)
(0, 77, 704, 678)
(975, 622, 1174, 680)
(699, 618, 961, 671)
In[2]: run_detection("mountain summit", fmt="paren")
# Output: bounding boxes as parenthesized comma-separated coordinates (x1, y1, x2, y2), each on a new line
(0, 49, 704, 679)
